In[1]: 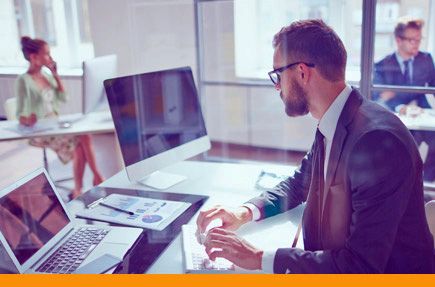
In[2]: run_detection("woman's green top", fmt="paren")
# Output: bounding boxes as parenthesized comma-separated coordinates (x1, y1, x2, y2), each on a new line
(14, 71, 68, 118)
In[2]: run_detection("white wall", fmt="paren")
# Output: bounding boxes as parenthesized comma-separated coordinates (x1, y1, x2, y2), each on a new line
(86, 0, 315, 152)
(87, 0, 197, 78)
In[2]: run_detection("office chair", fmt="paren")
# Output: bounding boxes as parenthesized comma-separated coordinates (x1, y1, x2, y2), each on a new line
(3, 98, 72, 191)
(4, 98, 17, 121)
(425, 200, 435, 248)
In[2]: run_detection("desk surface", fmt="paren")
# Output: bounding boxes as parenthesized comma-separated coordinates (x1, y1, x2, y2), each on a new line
(68, 161, 303, 274)
(397, 109, 435, 132)
(0, 111, 114, 141)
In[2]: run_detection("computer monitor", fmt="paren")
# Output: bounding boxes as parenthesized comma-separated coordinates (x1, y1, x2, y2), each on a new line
(104, 67, 211, 189)
(82, 54, 118, 114)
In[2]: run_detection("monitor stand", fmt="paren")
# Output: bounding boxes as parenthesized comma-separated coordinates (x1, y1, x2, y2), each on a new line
(137, 171, 187, 190)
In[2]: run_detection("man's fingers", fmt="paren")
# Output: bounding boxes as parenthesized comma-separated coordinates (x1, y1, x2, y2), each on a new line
(204, 237, 231, 258)
(197, 206, 226, 233)
(204, 231, 233, 253)
(208, 227, 231, 235)
(196, 207, 217, 232)
(208, 249, 231, 262)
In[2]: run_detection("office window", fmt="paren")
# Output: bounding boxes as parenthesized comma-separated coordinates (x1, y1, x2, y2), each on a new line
(372, 0, 435, 108)
(374, 0, 434, 63)
(233, 0, 363, 85)
(28, 0, 57, 45)
(197, 0, 364, 164)
(0, 0, 94, 69)
(77, 0, 92, 43)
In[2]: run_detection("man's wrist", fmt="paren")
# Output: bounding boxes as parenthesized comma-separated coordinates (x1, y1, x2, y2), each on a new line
(261, 250, 277, 273)
(255, 249, 264, 270)
(239, 206, 253, 224)
(242, 203, 260, 221)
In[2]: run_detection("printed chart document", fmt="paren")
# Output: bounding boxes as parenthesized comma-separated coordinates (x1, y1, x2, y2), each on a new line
(76, 193, 191, 231)
(5, 118, 60, 135)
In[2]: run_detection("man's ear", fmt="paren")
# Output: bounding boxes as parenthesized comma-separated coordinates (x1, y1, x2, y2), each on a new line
(298, 64, 311, 85)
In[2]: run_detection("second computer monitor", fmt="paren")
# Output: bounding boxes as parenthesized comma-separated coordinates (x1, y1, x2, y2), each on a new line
(82, 54, 118, 114)
(104, 66, 210, 189)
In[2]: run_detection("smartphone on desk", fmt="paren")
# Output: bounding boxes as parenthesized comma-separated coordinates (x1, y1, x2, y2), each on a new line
(72, 254, 122, 274)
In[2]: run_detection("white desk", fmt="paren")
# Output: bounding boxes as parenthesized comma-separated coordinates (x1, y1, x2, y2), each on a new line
(397, 109, 435, 132)
(0, 111, 114, 141)
(97, 160, 303, 274)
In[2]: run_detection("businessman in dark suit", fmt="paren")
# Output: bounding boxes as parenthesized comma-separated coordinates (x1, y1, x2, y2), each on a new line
(196, 19, 435, 273)
(373, 16, 435, 182)
(373, 17, 435, 112)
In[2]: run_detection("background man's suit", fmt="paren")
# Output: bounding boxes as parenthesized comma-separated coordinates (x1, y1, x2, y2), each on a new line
(248, 89, 435, 273)
(373, 51, 435, 182)
(373, 51, 435, 110)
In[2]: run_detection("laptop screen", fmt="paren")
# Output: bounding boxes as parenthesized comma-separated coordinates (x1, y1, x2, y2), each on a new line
(0, 173, 70, 265)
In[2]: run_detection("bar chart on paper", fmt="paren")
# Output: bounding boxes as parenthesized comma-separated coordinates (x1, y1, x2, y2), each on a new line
(101, 197, 139, 217)
(76, 194, 191, 230)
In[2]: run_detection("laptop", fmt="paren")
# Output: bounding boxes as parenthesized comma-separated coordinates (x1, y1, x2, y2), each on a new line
(0, 168, 142, 274)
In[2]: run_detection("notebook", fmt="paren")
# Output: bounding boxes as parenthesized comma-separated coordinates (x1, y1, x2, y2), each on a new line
(0, 168, 142, 274)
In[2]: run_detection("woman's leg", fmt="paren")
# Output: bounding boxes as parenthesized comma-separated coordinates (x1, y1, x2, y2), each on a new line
(78, 134, 105, 185)
(72, 143, 86, 199)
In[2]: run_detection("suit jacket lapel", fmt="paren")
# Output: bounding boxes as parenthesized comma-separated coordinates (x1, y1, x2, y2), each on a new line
(324, 123, 347, 195)
(321, 88, 363, 214)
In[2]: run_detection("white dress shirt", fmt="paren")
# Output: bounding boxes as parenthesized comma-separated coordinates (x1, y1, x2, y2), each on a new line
(395, 52, 414, 79)
(244, 85, 352, 273)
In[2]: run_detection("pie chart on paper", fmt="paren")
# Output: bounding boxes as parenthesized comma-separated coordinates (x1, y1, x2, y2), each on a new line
(142, 214, 163, 223)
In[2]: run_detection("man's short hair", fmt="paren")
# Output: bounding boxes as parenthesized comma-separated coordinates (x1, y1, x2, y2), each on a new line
(272, 19, 347, 82)
(394, 16, 424, 38)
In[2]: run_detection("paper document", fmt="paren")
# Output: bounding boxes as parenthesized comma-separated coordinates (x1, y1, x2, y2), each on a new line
(5, 123, 56, 135)
(76, 193, 191, 231)
(5, 118, 58, 135)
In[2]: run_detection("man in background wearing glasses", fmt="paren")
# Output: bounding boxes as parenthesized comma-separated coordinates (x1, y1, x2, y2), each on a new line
(196, 19, 434, 273)
(373, 16, 435, 182)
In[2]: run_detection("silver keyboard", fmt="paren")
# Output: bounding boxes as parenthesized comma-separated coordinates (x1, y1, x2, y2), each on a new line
(36, 227, 109, 274)
(181, 225, 235, 273)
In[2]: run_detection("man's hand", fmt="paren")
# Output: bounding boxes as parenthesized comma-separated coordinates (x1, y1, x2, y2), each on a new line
(196, 205, 252, 234)
(379, 91, 395, 101)
(204, 228, 263, 270)
(19, 113, 37, 127)
(400, 105, 423, 116)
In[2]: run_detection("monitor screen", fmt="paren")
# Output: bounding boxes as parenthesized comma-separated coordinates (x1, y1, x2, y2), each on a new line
(83, 54, 118, 114)
(0, 173, 70, 265)
(104, 67, 210, 182)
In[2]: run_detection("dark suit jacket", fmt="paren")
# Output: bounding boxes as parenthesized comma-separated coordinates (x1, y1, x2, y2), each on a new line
(248, 89, 435, 273)
(373, 51, 435, 110)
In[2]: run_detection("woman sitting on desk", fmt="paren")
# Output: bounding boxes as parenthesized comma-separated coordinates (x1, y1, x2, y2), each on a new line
(15, 36, 105, 199)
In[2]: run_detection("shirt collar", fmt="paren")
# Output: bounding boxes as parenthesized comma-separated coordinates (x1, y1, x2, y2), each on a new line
(318, 85, 352, 142)
(395, 51, 414, 65)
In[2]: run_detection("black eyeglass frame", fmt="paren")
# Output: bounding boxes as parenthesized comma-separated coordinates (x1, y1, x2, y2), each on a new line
(268, 62, 315, 85)
(398, 36, 423, 44)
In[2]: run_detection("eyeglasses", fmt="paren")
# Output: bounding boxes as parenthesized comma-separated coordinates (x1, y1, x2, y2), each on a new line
(268, 62, 315, 85)
(399, 36, 422, 45)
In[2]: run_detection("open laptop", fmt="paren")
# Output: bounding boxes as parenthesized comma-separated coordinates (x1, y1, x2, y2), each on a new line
(0, 168, 142, 274)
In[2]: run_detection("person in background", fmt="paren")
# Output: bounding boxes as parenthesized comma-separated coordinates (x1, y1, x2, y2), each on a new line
(373, 16, 435, 182)
(15, 36, 105, 199)
(196, 19, 434, 273)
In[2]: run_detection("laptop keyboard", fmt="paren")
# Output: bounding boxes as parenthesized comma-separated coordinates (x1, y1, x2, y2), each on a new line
(36, 227, 109, 274)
